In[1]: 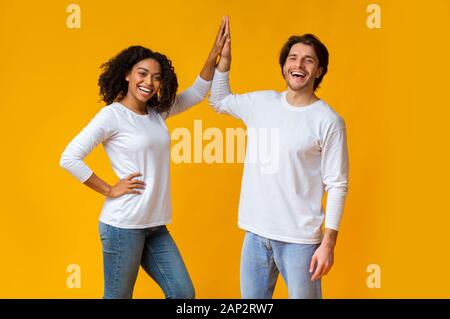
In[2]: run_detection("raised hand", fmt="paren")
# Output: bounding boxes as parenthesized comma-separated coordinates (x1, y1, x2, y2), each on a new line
(200, 16, 230, 81)
(209, 16, 229, 60)
(216, 16, 231, 72)
(220, 16, 231, 61)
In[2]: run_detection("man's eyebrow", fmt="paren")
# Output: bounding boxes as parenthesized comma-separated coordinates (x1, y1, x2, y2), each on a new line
(287, 53, 317, 61)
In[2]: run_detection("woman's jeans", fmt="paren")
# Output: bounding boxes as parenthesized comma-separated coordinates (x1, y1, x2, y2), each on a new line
(240, 231, 322, 299)
(99, 221, 194, 299)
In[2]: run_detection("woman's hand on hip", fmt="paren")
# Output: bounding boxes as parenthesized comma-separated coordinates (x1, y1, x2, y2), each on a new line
(107, 172, 146, 198)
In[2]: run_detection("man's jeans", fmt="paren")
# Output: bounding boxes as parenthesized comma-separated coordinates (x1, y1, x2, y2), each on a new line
(240, 231, 322, 299)
(99, 221, 194, 299)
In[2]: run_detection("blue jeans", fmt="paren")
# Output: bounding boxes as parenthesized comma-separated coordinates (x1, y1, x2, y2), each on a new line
(99, 222, 194, 299)
(240, 231, 322, 299)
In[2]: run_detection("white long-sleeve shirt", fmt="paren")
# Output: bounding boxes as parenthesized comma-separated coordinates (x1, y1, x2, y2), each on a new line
(60, 76, 211, 229)
(209, 70, 349, 244)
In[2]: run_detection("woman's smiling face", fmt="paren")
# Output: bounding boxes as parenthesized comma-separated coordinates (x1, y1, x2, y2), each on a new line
(125, 58, 162, 104)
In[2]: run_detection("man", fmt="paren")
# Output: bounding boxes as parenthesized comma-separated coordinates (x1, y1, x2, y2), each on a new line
(209, 18, 349, 299)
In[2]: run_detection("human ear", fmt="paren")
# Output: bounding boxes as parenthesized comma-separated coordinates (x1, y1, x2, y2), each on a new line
(316, 67, 323, 78)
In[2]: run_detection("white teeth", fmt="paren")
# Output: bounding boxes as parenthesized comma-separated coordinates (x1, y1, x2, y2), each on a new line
(291, 71, 305, 77)
(138, 86, 152, 93)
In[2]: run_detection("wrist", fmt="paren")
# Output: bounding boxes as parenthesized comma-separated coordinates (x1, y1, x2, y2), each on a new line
(217, 61, 231, 72)
(105, 185, 112, 197)
(207, 52, 218, 62)
(322, 228, 338, 247)
(321, 239, 336, 249)
(321, 234, 337, 248)
(220, 56, 231, 63)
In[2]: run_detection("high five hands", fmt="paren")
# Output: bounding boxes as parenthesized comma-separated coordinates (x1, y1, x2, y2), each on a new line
(209, 16, 231, 71)
(200, 16, 231, 81)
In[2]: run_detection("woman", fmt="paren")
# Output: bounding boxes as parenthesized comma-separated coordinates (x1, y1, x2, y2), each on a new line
(60, 17, 229, 299)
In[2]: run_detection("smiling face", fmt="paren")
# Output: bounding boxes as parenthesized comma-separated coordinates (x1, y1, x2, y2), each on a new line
(282, 43, 323, 93)
(125, 58, 162, 104)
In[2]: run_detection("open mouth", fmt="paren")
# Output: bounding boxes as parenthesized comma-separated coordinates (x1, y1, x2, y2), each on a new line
(138, 86, 153, 95)
(290, 71, 307, 79)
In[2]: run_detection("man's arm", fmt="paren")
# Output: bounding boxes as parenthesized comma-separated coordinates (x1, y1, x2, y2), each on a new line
(310, 121, 349, 281)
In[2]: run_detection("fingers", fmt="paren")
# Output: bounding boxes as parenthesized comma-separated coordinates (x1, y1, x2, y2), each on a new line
(125, 172, 142, 181)
(127, 189, 142, 195)
(311, 262, 325, 281)
(223, 16, 231, 54)
(130, 184, 146, 190)
(123, 173, 146, 194)
(225, 36, 231, 49)
(323, 262, 333, 276)
(225, 15, 230, 39)
(309, 254, 317, 274)
(311, 261, 333, 281)
(128, 178, 146, 190)
(218, 31, 227, 47)
(129, 179, 146, 186)
(210, 16, 231, 58)
(310, 253, 325, 281)
(215, 16, 226, 44)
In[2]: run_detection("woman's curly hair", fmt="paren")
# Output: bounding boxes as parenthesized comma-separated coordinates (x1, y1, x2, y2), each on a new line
(98, 45, 178, 114)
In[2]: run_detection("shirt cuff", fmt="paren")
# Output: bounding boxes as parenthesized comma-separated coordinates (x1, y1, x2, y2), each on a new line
(196, 74, 213, 85)
(213, 69, 230, 78)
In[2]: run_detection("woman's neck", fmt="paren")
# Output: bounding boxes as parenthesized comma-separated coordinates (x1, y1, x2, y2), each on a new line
(120, 95, 148, 115)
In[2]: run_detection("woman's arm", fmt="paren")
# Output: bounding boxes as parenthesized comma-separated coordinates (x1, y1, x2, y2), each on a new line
(84, 172, 145, 198)
(60, 107, 145, 198)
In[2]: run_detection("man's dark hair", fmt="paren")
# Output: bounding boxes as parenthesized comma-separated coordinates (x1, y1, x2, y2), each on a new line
(279, 34, 329, 90)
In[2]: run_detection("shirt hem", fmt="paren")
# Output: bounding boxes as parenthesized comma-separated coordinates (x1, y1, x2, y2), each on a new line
(238, 221, 323, 244)
(99, 218, 172, 229)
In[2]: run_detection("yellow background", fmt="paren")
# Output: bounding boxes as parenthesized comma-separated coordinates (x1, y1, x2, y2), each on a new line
(1, 0, 449, 298)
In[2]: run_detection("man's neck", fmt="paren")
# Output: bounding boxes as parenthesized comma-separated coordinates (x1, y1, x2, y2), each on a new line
(286, 89, 319, 107)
